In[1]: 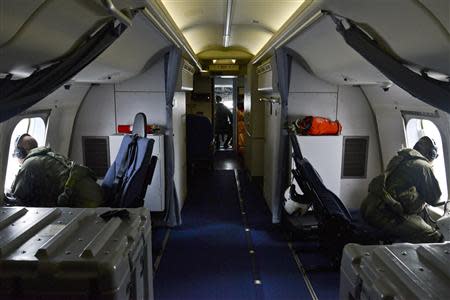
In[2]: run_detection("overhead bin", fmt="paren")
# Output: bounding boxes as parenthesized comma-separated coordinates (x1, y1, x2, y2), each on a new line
(177, 60, 195, 91)
(0, 0, 109, 77)
(286, 1, 449, 85)
(0, 1, 172, 84)
(73, 13, 171, 83)
(256, 57, 278, 93)
(286, 16, 387, 86)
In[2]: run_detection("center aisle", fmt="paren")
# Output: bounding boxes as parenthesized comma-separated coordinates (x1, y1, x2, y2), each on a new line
(154, 170, 256, 300)
(153, 166, 323, 300)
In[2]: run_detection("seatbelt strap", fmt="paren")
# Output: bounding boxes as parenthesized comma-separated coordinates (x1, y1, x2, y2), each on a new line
(112, 135, 139, 207)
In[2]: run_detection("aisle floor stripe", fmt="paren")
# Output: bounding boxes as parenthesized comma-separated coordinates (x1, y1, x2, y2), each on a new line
(153, 228, 171, 275)
(288, 241, 320, 300)
(234, 170, 264, 292)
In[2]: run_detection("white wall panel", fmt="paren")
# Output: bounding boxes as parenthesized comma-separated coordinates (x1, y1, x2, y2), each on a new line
(29, 84, 91, 156)
(263, 101, 281, 214)
(288, 92, 338, 121)
(362, 85, 430, 168)
(294, 136, 343, 196)
(115, 60, 165, 92)
(173, 92, 187, 207)
(115, 92, 166, 126)
(289, 61, 337, 93)
(46, 107, 79, 156)
(337, 87, 382, 209)
(70, 85, 116, 164)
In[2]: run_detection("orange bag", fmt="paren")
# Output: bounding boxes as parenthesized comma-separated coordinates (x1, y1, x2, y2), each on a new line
(295, 116, 342, 135)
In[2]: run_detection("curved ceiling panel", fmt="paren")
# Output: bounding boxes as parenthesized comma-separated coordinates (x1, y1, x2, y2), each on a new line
(161, 0, 226, 30)
(161, 0, 305, 58)
(197, 48, 253, 61)
(0, 0, 109, 76)
(230, 25, 273, 55)
(183, 25, 223, 53)
(182, 24, 272, 56)
(417, 0, 450, 33)
(233, 0, 304, 33)
(0, 0, 45, 46)
(73, 14, 170, 83)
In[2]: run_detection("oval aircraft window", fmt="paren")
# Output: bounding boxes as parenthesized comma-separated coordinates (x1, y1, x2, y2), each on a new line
(406, 119, 448, 204)
(4, 117, 46, 193)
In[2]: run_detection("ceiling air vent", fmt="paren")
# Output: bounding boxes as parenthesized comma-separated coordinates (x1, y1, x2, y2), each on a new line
(82, 136, 110, 178)
(182, 60, 195, 75)
(342, 137, 369, 178)
(256, 61, 272, 75)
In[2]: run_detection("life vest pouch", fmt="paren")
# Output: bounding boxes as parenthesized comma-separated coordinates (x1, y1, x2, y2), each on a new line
(295, 116, 342, 136)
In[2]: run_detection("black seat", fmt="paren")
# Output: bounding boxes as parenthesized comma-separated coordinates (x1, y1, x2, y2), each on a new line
(284, 132, 390, 267)
(186, 114, 214, 172)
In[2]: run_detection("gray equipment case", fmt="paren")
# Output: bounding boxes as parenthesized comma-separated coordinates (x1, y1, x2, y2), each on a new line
(340, 242, 450, 300)
(0, 207, 153, 300)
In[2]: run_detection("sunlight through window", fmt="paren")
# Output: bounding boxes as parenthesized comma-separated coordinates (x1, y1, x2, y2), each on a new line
(4, 117, 46, 193)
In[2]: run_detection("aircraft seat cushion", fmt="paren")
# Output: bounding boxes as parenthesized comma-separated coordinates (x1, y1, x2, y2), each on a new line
(102, 135, 154, 207)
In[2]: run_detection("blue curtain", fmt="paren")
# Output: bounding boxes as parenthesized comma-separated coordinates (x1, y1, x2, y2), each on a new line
(0, 20, 128, 122)
(273, 47, 292, 223)
(330, 14, 450, 112)
(163, 46, 182, 226)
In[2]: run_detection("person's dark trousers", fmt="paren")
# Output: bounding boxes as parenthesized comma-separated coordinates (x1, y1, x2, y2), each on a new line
(215, 133, 223, 149)
(223, 126, 232, 149)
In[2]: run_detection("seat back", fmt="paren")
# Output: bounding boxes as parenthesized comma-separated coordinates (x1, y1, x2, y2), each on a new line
(290, 133, 352, 224)
(186, 114, 213, 161)
(102, 113, 156, 208)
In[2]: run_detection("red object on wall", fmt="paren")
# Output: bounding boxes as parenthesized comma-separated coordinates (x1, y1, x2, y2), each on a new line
(117, 125, 132, 134)
(117, 124, 159, 134)
(295, 116, 342, 136)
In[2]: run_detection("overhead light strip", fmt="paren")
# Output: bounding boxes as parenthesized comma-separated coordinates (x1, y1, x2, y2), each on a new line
(251, 1, 324, 65)
(223, 0, 233, 47)
(143, 1, 204, 71)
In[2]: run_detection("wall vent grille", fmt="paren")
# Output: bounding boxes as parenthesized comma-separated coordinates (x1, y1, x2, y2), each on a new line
(82, 136, 110, 178)
(342, 137, 369, 178)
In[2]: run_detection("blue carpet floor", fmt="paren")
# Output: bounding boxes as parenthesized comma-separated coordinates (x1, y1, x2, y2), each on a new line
(153, 168, 339, 299)
(237, 171, 315, 300)
(152, 227, 168, 266)
(154, 170, 255, 300)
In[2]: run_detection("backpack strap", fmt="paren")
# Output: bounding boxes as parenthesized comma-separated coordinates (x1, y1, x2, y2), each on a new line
(376, 153, 425, 216)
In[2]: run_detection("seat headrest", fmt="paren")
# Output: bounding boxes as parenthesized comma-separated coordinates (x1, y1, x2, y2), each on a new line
(132, 112, 147, 138)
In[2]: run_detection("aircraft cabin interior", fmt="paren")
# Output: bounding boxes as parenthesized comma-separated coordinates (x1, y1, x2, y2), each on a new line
(0, 0, 449, 299)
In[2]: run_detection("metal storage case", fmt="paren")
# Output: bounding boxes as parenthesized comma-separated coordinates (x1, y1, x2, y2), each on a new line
(340, 242, 450, 300)
(0, 207, 153, 300)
